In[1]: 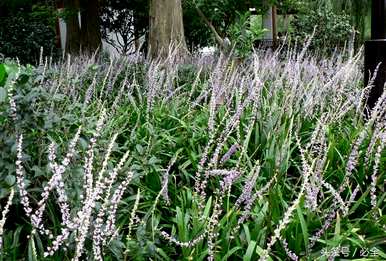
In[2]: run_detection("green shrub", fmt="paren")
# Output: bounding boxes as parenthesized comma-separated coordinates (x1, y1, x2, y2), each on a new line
(0, 10, 58, 64)
(227, 12, 266, 59)
(290, 9, 354, 52)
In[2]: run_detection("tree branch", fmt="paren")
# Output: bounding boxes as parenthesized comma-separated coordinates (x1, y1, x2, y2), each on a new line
(194, 5, 225, 49)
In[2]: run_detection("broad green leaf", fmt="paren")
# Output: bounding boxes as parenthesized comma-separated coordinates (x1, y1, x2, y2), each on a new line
(136, 144, 144, 155)
(375, 248, 386, 259)
(27, 238, 38, 261)
(156, 247, 171, 260)
(296, 205, 309, 250)
(0, 64, 6, 86)
(0, 87, 6, 102)
(4, 175, 15, 186)
(33, 233, 44, 258)
(4, 64, 18, 77)
(11, 226, 23, 249)
(203, 196, 212, 219)
(243, 224, 251, 243)
(222, 246, 242, 261)
(334, 212, 340, 241)
(243, 240, 257, 261)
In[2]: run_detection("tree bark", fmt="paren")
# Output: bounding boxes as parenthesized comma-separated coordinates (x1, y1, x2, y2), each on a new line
(133, 9, 140, 52)
(148, 0, 188, 60)
(64, 0, 81, 55)
(80, 0, 102, 55)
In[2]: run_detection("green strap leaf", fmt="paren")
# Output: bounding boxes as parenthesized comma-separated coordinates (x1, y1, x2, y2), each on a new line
(0, 64, 7, 86)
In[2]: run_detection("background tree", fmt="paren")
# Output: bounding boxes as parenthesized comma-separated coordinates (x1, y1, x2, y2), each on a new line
(79, 0, 102, 55)
(301, 0, 371, 43)
(64, 0, 102, 55)
(0, 0, 58, 64)
(183, 0, 300, 49)
(148, 0, 188, 59)
(0, 0, 373, 60)
(64, 0, 81, 55)
(290, 8, 354, 53)
(184, 0, 258, 48)
(100, 0, 148, 55)
(328, 0, 371, 43)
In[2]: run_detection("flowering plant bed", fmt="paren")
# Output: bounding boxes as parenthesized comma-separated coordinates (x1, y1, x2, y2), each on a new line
(0, 49, 385, 260)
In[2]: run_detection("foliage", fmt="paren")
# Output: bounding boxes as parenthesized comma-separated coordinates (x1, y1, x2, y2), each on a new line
(328, 0, 371, 42)
(183, 0, 262, 48)
(227, 12, 267, 59)
(275, 0, 305, 14)
(300, 0, 371, 43)
(183, 0, 304, 49)
(0, 61, 60, 200)
(290, 9, 355, 52)
(30, 3, 58, 27)
(0, 4, 58, 64)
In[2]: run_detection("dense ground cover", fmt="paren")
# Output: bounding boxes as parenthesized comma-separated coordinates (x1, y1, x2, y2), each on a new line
(0, 48, 385, 260)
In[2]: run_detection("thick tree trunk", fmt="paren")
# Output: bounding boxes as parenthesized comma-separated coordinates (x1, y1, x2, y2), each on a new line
(80, 0, 102, 55)
(64, 0, 81, 55)
(148, 0, 188, 59)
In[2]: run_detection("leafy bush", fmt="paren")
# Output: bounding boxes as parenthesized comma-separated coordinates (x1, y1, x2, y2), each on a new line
(290, 9, 354, 51)
(0, 8, 57, 65)
(227, 12, 267, 59)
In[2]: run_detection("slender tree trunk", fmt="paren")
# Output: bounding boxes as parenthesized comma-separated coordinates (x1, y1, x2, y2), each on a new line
(64, 0, 81, 55)
(148, 0, 188, 59)
(133, 10, 140, 52)
(79, 0, 102, 55)
(195, 6, 225, 50)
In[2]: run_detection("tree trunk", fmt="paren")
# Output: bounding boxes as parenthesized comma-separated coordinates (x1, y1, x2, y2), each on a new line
(195, 6, 226, 50)
(80, 0, 102, 55)
(148, 0, 188, 60)
(64, 0, 81, 55)
(133, 10, 140, 52)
